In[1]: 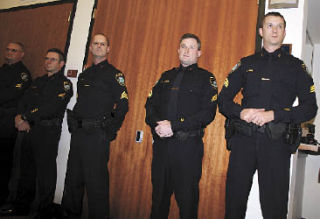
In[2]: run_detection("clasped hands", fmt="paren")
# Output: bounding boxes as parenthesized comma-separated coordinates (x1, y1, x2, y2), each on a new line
(15, 114, 30, 132)
(240, 108, 274, 126)
(155, 120, 173, 138)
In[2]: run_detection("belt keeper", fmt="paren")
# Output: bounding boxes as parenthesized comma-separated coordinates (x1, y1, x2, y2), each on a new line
(77, 120, 82, 128)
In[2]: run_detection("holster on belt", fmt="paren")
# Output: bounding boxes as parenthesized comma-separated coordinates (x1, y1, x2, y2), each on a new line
(285, 123, 302, 153)
(66, 109, 78, 133)
(66, 109, 113, 134)
(233, 119, 254, 136)
(224, 118, 235, 150)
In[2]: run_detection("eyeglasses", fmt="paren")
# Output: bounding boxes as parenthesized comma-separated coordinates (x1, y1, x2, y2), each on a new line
(44, 57, 58, 62)
(6, 48, 21, 53)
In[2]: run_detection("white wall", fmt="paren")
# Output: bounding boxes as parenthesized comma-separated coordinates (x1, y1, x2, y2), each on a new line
(301, 43, 320, 219)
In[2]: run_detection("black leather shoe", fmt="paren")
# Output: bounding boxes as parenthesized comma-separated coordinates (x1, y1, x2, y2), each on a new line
(0, 204, 29, 216)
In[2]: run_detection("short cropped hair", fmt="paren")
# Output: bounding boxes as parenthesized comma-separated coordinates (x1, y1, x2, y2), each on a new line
(47, 48, 66, 62)
(94, 33, 110, 46)
(180, 33, 201, 50)
(261, 12, 286, 28)
(8, 42, 25, 52)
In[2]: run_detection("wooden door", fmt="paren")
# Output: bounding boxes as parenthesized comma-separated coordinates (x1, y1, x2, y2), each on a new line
(88, 0, 258, 218)
(0, 2, 74, 79)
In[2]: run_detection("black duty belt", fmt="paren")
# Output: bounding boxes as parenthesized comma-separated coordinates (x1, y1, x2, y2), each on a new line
(36, 118, 62, 126)
(76, 118, 107, 129)
(174, 129, 203, 141)
(66, 109, 112, 133)
(233, 119, 283, 137)
(225, 118, 301, 153)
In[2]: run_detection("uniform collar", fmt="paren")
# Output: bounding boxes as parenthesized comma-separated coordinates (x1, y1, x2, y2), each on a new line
(2, 60, 23, 68)
(47, 69, 64, 79)
(178, 63, 198, 71)
(260, 47, 282, 59)
(92, 59, 109, 68)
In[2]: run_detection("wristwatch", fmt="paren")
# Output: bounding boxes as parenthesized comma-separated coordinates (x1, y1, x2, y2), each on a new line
(21, 114, 28, 121)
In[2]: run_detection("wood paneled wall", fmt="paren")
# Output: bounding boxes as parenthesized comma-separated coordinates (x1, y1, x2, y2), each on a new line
(89, 0, 258, 218)
(0, 3, 73, 79)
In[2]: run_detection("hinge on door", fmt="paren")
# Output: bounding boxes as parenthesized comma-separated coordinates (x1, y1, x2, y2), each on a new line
(68, 11, 71, 22)
(92, 8, 97, 19)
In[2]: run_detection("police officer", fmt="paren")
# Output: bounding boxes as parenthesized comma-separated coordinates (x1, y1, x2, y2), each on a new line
(1, 48, 73, 218)
(218, 12, 318, 219)
(62, 33, 129, 219)
(145, 33, 218, 219)
(0, 42, 31, 205)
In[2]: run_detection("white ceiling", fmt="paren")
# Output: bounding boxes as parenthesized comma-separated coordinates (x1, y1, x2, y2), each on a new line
(307, 0, 320, 44)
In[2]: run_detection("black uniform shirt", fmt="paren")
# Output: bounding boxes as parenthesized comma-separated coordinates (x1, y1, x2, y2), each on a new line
(0, 61, 31, 109)
(0, 61, 31, 136)
(218, 47, 318, 123)
(73, 60, 129, 133)
(17, 70, 73, 123)
(145, 63, 218, 133)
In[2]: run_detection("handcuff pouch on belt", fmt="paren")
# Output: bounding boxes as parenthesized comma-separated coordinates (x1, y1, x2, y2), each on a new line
(266, 122, 302, 152)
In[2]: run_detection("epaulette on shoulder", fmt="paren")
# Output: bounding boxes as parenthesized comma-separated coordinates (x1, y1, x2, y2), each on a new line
(241, 53, 258, 63)
(283, 54, 302, 65)
(197, 67, 207, 72)
(197, 67, 212, 76)
(163, 67, 176, 75)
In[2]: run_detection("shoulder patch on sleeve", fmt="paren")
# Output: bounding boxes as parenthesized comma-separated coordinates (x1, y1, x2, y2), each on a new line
(210, 76, 218, 89)
(115, 72, 126, 86)
(63, 81, 71, 91)
(224, 78, 229, 88)
(300, 63, 313, 77)
(21, 72, 29, 81)
(301, 63, 307, 71)
(229, 62, 241, 74)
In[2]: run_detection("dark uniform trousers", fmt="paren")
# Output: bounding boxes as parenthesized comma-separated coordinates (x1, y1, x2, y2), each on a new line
(7, 131, 35, 212)
(0, 135, 16, 203)
(30, 124, 61, 215)
(225, 132, 291, 219)
(8, 124, 61, 215)
(151, 136, 203, 219)
(62, 128, 110, 219)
